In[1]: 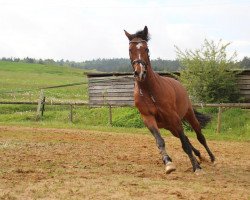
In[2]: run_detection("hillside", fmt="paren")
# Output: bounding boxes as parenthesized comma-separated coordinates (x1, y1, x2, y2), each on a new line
(0, 61, 89, 102)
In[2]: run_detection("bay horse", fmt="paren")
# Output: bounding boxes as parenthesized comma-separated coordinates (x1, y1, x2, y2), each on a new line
(124, 26, 215, 174)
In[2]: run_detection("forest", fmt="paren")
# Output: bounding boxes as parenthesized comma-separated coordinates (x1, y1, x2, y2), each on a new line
(1, 56, 249, 72)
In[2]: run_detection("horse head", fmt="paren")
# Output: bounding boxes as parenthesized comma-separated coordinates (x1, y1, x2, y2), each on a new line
(124, 26, 150, 82)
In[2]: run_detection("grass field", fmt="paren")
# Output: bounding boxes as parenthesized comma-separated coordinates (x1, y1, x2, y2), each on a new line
(0, 61, 88, 102)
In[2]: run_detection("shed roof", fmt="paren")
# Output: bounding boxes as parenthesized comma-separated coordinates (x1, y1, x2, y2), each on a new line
(86, 71, 181, 78)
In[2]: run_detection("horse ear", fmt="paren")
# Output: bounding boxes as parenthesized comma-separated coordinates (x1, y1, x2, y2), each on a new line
(124, 30, 133, 41)
(143, 26, 148, 36)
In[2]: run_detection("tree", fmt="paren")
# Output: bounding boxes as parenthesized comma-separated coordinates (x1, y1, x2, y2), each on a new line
(240, 56, 250, 69)
(175, 39, 240, 103)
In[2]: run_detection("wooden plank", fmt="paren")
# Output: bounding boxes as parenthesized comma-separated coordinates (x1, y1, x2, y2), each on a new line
(239, 90, 250, 95)
(89, 82, 134, 87)
(89, 88, 134, 94)
(237, 75, 250, 80)
(237, 79, 250, 84)
(89, 76, 134, 82)
(90, 100, 134, 106)
(238, 85, 250, 90)
(89, 93, 134, 97)
(90, 96, 134, 101)
(89, 84, 134, 90)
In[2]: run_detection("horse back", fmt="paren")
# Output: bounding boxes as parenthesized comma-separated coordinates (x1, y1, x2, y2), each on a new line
(161, 76, 191, 118)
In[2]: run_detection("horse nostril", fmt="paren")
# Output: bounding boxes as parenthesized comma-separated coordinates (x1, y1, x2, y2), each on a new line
(134, 71, 139, 76)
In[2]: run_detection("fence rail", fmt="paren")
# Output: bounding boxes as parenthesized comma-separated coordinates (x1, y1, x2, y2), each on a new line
(1, 101, 250, 108)
(0, 100, 249, 133)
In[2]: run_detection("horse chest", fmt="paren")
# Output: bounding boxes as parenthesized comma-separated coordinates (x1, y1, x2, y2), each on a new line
(134, 92, 158, 115)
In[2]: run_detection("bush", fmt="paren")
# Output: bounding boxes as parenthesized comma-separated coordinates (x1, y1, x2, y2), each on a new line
(112, 108, 144, 128)
(176, 39, 241, 103)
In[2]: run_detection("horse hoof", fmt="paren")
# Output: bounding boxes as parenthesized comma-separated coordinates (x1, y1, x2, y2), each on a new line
(165, 162, 176, 174)
(194, 168, 205, 175)
(212, 160, 217, 166)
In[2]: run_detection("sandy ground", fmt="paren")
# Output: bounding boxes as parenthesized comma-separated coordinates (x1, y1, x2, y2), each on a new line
(0, 125, 249, 200)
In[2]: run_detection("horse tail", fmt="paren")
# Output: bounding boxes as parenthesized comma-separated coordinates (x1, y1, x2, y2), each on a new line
(194, 109, 211, 128)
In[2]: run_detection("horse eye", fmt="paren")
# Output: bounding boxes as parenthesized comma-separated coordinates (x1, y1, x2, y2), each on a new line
(145, 48, 149, 53)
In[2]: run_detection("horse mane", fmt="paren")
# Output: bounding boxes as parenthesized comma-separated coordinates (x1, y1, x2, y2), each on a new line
(132, 29, 150, 42)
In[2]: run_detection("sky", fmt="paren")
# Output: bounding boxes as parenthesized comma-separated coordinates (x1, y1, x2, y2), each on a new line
(0, 0, 249, 61)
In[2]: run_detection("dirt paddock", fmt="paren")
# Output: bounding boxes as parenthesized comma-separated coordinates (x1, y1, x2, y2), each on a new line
(0, 126, 249, 199)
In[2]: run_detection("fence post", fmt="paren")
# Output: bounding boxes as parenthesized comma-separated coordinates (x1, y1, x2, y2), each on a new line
(36, 90, 44, 121)
(108, 104, 112, 126)
(41, 96, 46, 116)
(69, 104, 73, 123)
(216, 106, 222, 134)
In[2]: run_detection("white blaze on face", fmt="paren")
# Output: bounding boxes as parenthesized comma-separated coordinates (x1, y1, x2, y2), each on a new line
(136, 43, 143, 49)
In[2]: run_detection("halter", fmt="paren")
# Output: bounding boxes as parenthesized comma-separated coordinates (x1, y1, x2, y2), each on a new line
(129, 39, 149, 68)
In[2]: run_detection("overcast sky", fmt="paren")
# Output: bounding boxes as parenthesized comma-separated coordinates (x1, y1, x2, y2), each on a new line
(0, 0, 249, 61)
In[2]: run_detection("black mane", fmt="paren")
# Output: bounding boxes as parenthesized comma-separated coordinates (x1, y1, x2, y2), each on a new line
(132, 29, 150, 41)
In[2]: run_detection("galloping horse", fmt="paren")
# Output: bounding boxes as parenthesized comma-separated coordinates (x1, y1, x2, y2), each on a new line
(124, 26, 215, 174)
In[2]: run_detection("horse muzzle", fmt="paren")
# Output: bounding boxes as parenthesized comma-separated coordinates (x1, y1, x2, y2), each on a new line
(132, 59, 147, 82)
(134, 70, 147, 82)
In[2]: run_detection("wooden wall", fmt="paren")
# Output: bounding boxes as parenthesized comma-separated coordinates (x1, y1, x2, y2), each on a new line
(87, 70, 250, 106)
(88, 74, 134, 106)
(237, 70, 250, 102)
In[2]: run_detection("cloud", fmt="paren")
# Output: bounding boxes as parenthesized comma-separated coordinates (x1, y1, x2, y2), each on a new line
(0, 0, 249, 61)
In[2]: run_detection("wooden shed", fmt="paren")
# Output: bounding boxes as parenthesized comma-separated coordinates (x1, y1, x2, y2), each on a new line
(237, 69, 250, 102)
(87, 70, 250, 106)
(87, 72, 179, 106)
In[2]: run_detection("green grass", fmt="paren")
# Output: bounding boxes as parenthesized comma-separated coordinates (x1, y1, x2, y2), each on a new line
(0, 61, 88, 101)
(0, 104, 249, 141)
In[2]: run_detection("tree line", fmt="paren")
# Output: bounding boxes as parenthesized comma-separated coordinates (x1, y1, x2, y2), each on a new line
(1, 56, 249, 72)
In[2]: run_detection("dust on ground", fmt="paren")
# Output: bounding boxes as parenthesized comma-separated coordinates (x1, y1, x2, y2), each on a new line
(0, 126, 249, 200)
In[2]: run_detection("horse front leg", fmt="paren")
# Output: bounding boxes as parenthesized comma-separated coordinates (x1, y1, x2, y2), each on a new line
(142, 115, 176, 174)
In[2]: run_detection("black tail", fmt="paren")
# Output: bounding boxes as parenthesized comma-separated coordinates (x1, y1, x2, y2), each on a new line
(194, 109, 211, 128)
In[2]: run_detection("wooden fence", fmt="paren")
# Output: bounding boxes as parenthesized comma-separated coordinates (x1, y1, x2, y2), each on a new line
(1, 99, 249, 133)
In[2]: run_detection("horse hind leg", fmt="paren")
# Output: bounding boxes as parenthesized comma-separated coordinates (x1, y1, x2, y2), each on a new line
(185, 135, 202, 162)
(177, 130, 202, 173)
(169, 115, 201, 173)
(184, 109, 215, 162)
